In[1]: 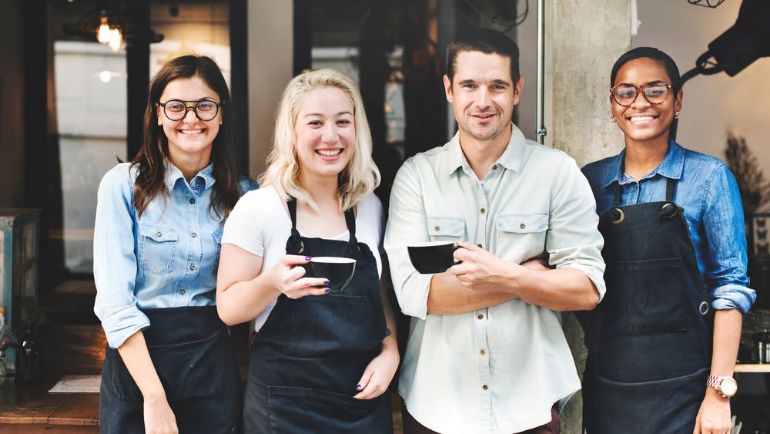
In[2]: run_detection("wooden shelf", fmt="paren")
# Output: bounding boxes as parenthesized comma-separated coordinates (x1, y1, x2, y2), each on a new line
(735, 364, 770, 373)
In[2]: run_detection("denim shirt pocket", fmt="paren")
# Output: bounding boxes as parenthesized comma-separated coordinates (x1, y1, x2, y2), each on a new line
(211, 228, 223, 273)
(496, 213, 549, 253)
(138, 224, 179, 274)
(426, 216, 465, 242)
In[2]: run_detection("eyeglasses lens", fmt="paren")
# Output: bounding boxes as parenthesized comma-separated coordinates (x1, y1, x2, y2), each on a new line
(163, 100, 218, 121)
(612, 83, 669, 106)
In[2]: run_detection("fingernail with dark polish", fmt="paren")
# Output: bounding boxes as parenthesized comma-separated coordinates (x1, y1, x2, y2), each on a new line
(305, 256, 312, 261)
(355, 384, 362, 390)
(324, 289, 331, 294)
(324, 280, 331, 285)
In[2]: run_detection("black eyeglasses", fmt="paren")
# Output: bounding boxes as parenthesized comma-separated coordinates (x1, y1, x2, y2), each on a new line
(610, 82, 672, 107)
(158, 99, 221, 121)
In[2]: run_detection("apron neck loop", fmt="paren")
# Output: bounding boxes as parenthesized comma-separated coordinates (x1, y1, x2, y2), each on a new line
(287, 196, 359, 246)
(612, 178, 678, 207)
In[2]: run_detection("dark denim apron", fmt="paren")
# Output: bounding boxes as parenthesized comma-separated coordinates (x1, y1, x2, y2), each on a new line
(243, 198, 391, 434)
(581, 179, 713, 434)
(99, 306, 242, 434)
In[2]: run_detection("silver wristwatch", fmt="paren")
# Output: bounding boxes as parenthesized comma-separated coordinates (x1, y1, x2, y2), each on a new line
(706, 375, 738, 398)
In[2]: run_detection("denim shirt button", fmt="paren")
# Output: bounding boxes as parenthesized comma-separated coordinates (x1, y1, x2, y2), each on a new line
(190, 264, 198, 271)
(179, 288, 186, 295)
(191, 232, 197, 238)
(155, 231, 162, 237)
(189, 198, 196, 205)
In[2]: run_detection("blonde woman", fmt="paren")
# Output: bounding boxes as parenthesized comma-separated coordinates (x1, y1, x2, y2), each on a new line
(216, 69, 398, 433)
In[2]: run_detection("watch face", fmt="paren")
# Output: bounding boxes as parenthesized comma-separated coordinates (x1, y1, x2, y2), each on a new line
(719, 378, 738, 397)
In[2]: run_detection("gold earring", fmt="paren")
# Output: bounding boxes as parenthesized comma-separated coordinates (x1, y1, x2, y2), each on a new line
(674, 111, 680, 119)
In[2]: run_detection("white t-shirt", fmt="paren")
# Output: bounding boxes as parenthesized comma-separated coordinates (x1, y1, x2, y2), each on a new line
(222, 185, 383, 331)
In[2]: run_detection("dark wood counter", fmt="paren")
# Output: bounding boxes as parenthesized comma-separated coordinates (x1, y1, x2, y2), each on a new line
(0, 381, 98, 433)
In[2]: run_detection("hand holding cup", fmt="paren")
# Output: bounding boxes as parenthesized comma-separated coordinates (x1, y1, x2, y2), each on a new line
(270, 255, 330, 299)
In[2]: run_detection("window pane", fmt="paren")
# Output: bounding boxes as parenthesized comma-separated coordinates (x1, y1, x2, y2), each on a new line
(53, 41, 127, 274)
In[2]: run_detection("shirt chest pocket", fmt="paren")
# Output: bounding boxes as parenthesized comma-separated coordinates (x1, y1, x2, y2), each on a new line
(138, 224, 179, 275)
(426, 216, 465, 242)
(495, 214, 548, 252)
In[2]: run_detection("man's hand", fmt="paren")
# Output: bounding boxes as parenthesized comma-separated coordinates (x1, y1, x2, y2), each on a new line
(448, 242, 521, 291)
(693, 389, 731, 434)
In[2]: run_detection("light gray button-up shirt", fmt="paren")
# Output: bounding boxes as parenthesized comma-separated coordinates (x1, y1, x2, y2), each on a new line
(384, 125, 606, 434)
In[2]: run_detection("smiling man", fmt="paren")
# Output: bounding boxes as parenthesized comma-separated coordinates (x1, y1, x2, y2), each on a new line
(384, 29, 606, 434)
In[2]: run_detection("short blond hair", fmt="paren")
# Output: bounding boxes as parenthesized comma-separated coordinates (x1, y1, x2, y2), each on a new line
(259, 69, 380, 211)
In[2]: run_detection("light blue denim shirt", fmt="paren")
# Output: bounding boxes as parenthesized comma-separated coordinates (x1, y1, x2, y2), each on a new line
(582, 140, 755, 314)
(93, 162, 257, 348)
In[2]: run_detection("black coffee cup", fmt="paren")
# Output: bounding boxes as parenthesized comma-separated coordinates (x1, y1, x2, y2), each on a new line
(407, 241, 460, 274)
(305, 256, 356, 292)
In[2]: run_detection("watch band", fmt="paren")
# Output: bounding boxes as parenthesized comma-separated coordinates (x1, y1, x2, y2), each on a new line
(706, 375, 721, 389)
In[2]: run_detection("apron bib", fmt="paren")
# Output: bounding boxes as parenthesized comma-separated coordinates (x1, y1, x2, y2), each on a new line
(243, 198, 391, 434)
(582, 179, 713, 434)
(99, 306, 242, 434)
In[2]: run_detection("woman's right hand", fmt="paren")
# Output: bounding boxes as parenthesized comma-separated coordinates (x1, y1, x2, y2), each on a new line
(267, 255, 330, 299)
(143, 394, 178, 434)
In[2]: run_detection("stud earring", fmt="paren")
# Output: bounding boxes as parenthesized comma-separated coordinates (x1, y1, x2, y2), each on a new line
(610, 114, 616, 124)
(674, 111, 680, 119)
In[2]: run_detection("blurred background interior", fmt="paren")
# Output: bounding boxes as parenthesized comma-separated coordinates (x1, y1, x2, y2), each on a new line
(1, 0, 769, 432)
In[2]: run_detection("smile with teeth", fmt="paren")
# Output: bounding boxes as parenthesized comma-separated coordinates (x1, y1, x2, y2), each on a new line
(627, 115, 658, 123)
(179, 129, 204, 135)
(316, 148, 342, 157)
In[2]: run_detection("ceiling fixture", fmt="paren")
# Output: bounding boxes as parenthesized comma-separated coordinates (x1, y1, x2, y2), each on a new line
(681, 0, 770, 83)
(64, 7, 163, 52)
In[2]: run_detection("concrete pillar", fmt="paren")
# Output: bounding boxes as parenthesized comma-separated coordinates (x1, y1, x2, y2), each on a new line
(545, 1, 629, 165)
(247, 0, 293, 178)
(543, 2, 631, 433)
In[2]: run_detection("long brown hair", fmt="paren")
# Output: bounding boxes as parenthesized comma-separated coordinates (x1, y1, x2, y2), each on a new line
(131, 55, 240, 219)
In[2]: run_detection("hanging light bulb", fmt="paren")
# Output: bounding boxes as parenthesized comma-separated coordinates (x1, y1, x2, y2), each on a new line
(96, 15, 111, 44)
(107, 27, 123, 52)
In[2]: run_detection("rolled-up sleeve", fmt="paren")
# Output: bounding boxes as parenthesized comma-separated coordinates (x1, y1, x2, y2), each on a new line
(384, 159, 433, 319)
(547, 156, 607, 300)
(93, 165, 150, 348)
(703, 164, 755, 314)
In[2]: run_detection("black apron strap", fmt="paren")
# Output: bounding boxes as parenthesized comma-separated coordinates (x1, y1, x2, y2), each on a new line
(612, 182, 622, 207)
(285, 197, 304, 254)
(288, 196, 298, 228)
(344, 207, 358, 243)
(666, 178, 677, 203)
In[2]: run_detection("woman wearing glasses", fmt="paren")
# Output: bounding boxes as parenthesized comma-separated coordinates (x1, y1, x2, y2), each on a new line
(94, 55, 255, 434)
(580, 47, 754, 434)
(216, 69, 398, 433)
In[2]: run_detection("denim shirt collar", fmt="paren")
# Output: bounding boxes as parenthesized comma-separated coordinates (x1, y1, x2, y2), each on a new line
(164, 162, 216, 192)
(602, 139, 685, 188)
(445, 124, 527, 177)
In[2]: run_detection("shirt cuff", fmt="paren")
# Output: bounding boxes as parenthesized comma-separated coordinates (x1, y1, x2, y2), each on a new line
(98, 305, 152, 349)
(711, 283, 756, 315)
(397, 272, 433, 320)
(558, 263, 607, 303)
